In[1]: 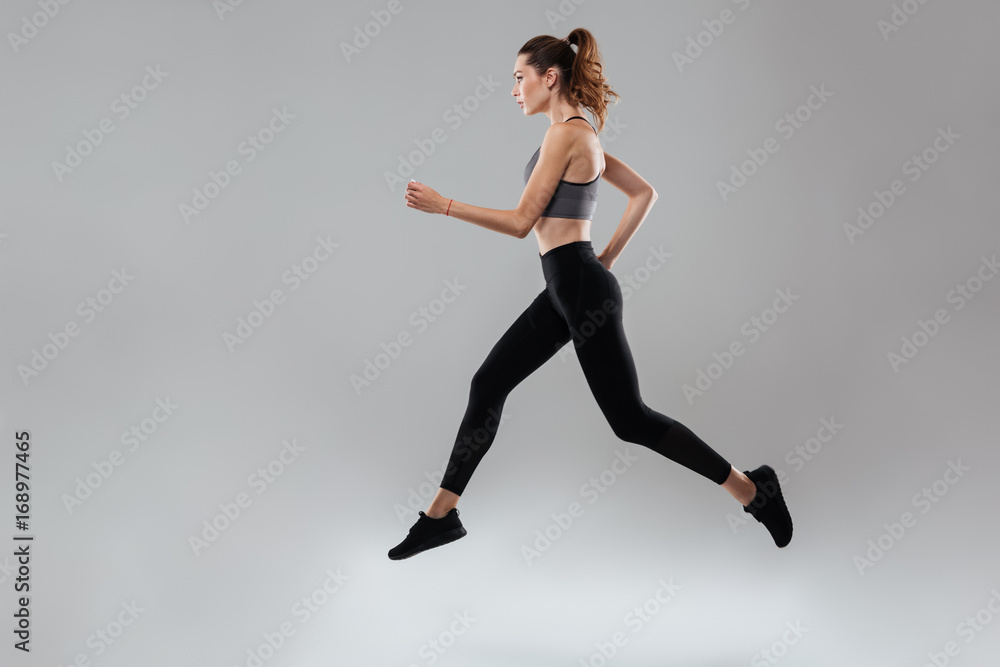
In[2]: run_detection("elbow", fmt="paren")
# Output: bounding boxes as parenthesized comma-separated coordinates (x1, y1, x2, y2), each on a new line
(515, 213, 534, 239)
(631, 188, 657, 204)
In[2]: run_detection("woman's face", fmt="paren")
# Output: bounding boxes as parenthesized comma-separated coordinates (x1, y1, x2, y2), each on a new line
(511, 54, 548, 115)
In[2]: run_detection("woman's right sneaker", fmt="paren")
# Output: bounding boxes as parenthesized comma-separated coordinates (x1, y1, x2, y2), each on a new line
(742, 465, 793, 548)
(388, 508, 467, 560)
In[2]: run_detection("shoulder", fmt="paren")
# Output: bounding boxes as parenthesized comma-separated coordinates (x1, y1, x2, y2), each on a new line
(538, 122, 579, 152)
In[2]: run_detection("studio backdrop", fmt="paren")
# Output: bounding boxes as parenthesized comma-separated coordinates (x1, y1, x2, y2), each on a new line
(1, 1, 998, 665)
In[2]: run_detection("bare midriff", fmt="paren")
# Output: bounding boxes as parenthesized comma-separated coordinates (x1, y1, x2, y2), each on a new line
(533, 217, 591, 256)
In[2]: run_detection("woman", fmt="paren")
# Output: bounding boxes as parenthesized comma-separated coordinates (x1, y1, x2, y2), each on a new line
(391, 28, 792, 560)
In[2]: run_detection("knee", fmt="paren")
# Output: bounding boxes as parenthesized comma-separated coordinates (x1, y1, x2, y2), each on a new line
(603, 399, 663, 443)
(469, 365, 506, 407)
(469, 365, 492, 398)
(606, 411, 647, 444)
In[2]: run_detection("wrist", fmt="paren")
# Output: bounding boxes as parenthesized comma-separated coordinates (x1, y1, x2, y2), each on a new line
(444, 198, 454, 216)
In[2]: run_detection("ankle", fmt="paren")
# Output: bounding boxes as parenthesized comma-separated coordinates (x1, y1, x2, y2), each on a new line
(425, 507, 453, 519)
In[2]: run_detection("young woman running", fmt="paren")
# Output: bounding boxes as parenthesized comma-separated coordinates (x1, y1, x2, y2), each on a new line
(391, 28, 792, 560)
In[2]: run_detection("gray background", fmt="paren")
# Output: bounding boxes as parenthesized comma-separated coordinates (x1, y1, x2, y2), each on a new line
(2, 0, 999, 665)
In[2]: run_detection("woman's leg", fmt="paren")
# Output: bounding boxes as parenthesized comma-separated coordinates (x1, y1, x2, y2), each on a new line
(429, 287, 572, 514)
(551, 245, 739, 491)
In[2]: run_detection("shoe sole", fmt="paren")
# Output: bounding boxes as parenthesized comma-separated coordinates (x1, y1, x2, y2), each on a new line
(388, 526, 467, 560)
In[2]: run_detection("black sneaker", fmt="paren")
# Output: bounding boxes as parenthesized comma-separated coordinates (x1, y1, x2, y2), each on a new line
(742, 465, 793, 548)
(388, 508, 467, 560)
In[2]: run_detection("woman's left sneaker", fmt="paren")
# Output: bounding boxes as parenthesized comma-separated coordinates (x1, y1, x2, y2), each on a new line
(388, 508, 467, 560)
(742, 465, 793, 548)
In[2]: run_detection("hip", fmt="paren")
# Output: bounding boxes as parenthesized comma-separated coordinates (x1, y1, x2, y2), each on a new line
(539, 241, 622, 317)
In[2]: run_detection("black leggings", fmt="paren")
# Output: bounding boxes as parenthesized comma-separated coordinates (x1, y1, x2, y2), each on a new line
(439, 240, 733, 496)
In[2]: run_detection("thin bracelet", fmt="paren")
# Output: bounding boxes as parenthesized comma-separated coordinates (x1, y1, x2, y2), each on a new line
(446, 199, 453, 216)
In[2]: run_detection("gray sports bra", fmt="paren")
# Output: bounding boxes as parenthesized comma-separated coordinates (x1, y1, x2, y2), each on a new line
(523, 116, 602, 220)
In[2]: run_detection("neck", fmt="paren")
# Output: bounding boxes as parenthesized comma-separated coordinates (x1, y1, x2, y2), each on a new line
(547, 105, 584, 125)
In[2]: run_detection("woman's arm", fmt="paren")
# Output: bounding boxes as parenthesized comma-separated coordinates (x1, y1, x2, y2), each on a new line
(597, 151, 658, 269)
(440, 199, 526, 238)
(404, 125, 576, 239)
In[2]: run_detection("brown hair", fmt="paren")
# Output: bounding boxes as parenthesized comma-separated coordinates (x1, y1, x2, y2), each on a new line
(517, 27, 620, 133)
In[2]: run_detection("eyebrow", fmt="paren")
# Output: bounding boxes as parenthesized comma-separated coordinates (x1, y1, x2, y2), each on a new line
(512, 70, 522, 77)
